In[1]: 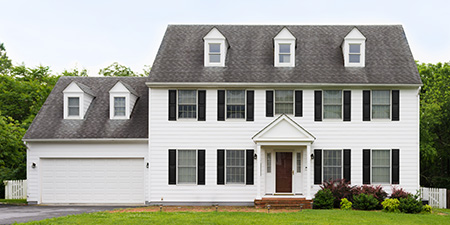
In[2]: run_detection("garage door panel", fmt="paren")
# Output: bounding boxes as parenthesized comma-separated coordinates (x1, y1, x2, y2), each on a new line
(41, 158, 144, 204)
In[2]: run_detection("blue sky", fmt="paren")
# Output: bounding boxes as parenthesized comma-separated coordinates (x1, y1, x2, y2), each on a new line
(1, 0, 449, 76)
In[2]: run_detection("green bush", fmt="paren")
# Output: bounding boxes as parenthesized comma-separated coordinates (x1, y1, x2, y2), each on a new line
(340, 198, 352, 210)
(313, 189, 334, 209)
(381, 198, 400, 212)
(352, 193, 379, 210)
(398, 196, 423, 214)
(422, 204, 432, 213)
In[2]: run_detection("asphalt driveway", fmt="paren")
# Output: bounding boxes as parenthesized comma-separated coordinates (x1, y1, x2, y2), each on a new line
(0, 205, 133, 224)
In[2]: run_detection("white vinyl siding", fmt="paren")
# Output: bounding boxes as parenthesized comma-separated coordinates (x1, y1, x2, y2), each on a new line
(372, 90, 390, 119)
(114, 97, 126, 117)
(323, 90, 342, 119)
(226, 150, 245, 184)
(226, 90, 245, 119)
(177, 150, 197, 184)
(372, 150, 391, 184)
(68, 97, 80, 116)
(323, 150, 342, 182)
(275, 90, 293, 114)
(178, 90, 197, 119)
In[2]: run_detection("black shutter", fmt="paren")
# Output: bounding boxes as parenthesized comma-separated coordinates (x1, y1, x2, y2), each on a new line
(343, 149, 351, 182)
(392, 149, 400, 184)
(363, 91, 371, 121)
(198, 90, 206, 121)
(168, 90, 177, 121)
(266, 90, 274, 117)
(295, 90, 303, 117)
(217, 90, 225, 121)
(198, 150, 205, 185)
(246, 149, 254, 185)
(363, 149, 371, 184)
(392, 90, 400, 121)
(168, 149, 176, 185)
(314, 149, 322, 184)
(217, 149, 225, 185)
(314, 91, 322, 121)
(344, 91, 351, 121)
(246, 90, 254, 121)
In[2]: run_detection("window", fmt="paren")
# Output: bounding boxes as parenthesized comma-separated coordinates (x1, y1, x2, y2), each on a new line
(267, 153, 271, 173)
(68, 97, 80, 116)
(372, 150, 390, 183)
(209, 43, 221, 63)
(297, 152, 301, 173)
(178, 90, 197, 119)
(275, 90, 293, 114)
(177, 150, 197, 184)
(226, 90, 245, 119)
(279, 44, 291, 63)
(349, 44, 361, 63)
(323, 90, 342, 119)
(114, 97, 126, 117)
(323, 150, 342, 182)
(372, 90, 390, 119)
(226, 150, 245, 184)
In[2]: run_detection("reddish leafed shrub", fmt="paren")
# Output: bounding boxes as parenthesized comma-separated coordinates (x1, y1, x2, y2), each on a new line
(321, 179, 353, 208)
(390, 187, 410, 199)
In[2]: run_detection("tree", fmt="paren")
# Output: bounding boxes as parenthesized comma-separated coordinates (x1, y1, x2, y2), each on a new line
(0, 43, 12, 74)
(61, 67, 88, 77)
(99, 62, 142, 77)
(418, 62, 450, 188)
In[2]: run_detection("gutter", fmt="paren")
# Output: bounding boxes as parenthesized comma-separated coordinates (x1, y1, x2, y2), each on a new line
(146, 82, 422, 88)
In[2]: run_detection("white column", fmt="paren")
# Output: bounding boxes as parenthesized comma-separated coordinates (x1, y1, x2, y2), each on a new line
(256, 144, 262, 200)
(306, 144, 312, 200)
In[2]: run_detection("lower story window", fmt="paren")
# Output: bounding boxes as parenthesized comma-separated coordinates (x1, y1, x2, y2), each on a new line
(323, 150, 342, 182)
(178, 150, 197, 184)
(226, 150, 245, 184)
(372, 150, 390, 183)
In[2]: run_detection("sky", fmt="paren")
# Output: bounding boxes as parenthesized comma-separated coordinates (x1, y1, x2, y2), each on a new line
(1, 0, 449, 76)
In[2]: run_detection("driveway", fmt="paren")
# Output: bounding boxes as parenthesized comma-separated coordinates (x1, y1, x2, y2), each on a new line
(0, 205, 134, 224)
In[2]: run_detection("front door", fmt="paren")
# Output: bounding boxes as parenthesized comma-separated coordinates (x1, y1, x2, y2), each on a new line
(276, 152, 292, 193)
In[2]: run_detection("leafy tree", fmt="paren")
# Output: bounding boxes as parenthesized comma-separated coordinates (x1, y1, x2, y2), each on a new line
(0, 42, 12, 74)
(61, 67, 88, 77)
(99, 62, 141, 77)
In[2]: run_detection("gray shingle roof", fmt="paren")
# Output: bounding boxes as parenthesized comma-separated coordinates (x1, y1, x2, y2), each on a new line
(148, 25, 421, 85)
(23, 76, 149, 140)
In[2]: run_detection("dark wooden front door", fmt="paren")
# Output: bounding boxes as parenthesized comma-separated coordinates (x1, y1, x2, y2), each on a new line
(276, 152, 292, 193)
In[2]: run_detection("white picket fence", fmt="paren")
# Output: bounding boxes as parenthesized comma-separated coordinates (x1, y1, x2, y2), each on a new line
(420, 187, 447, 208)
(3, 180, 27, 199)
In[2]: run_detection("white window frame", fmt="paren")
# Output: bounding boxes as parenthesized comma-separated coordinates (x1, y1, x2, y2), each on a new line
(371, 90, 391, 120)
(225, 90, 246, 120)
(343, 28, 366, 67)
(225, 149, 246, 185)
(110, 93, 129, 120)
(370, 149, 391, 184)
(348, 44, 361, 64)
(322, 149, 343, 182)
(113, 96, 126, 117)
(177, 90, 198, 120)
(274, 90, 294, 115)
(176, 149, 198, 185)
(208, 43, 221, 64)
(64, 94, 83, 119)
(322, 90, 343, 120)
(274, 28, 296, 67)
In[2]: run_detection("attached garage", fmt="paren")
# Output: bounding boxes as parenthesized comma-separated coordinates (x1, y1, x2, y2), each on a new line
(40, 158, 145, 204)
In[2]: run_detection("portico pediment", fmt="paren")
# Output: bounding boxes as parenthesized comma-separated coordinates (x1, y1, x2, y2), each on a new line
(252, 115, 315, 143)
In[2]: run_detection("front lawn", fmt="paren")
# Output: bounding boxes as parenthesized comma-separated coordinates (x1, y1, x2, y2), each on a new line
(23, 208, 450, 225)
(0, 199, 27, 204)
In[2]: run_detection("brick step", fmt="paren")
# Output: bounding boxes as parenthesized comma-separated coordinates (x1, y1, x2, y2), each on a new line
(254, 198, 313, 209)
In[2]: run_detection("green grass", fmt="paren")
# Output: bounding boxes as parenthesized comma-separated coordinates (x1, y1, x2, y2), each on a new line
(22, 209, 450, 225)
(0, 199, 27, 204)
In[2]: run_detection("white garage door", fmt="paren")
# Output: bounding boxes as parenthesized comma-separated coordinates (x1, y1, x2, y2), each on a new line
(41, 158, 145, 204)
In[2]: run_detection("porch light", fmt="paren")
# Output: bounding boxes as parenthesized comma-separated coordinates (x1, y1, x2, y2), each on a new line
(254, 153, 257, 160)
(31, 162, 36, 168)
(310, 154, 314, 160)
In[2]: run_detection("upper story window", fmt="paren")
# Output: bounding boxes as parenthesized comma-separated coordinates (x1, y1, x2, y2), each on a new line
(274, 27, 296, 67)
(372, 90, 390, 119)
(275, 90, 293, 114)
(178, 90, 197, 119)
(323, 90, 342, 119)
(114, 97, 126, 117)
(204, 28, 228, 67)
(363, 90, 399, 121)
(109, 81, 139, 120)
(343, 28, 366, 67)
(63, 82, 95, 120)
(226, 90, 245, 119)
(68, 97, 80, 116)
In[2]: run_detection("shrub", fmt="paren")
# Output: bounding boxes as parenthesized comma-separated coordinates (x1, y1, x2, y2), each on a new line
(340, 198, 352, 210)
(390, 187, 410, 199)
(321, 179, 353, 208)
(381, 198, 400, 212)
(398, 196, 423, 214)
(313, 189, 334, 209)
(352, 193, 379, 210)
(422, 204, 432, 213)
(352, 185, 387, 209)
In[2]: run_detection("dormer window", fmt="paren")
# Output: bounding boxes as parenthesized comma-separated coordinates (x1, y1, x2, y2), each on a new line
(343, 28, 366, 67)
(109, 81, 139, 120)
(203, 27, 228, 67)
(274, 27, 296, 67)
(114, 97, 126, 117)
(68, 97, 80, 116)
(63, 82, 95, 120)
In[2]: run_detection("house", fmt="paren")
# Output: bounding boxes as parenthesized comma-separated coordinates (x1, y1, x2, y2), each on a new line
(23, 25, 422, 205)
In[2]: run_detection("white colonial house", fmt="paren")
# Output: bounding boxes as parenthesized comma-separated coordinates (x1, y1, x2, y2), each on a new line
(23, 25, 422, 206)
